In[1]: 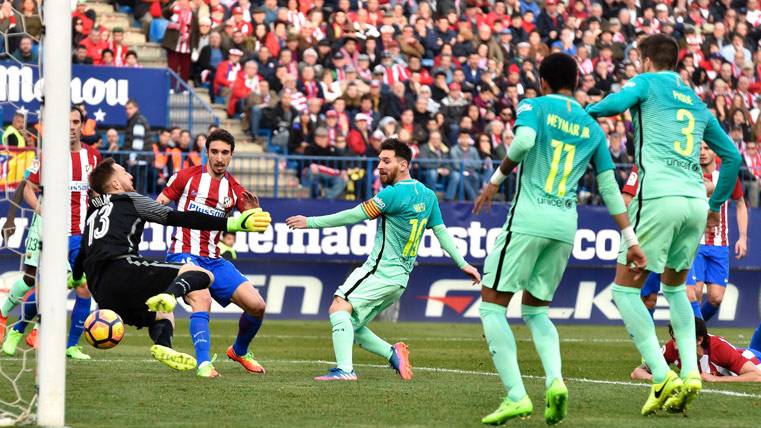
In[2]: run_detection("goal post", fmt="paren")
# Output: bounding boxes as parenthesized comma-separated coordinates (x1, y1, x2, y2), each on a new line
(37, 0, 72, 426)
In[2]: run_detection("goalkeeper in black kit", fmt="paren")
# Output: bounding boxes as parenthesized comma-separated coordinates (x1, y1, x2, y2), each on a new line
(72, 159, 271, 378)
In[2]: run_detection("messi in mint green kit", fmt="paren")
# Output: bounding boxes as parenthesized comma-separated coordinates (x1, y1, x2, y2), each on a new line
(286, 139, 480, 382)
(473, 52, 646, 426)
(587, 34, 742, 415)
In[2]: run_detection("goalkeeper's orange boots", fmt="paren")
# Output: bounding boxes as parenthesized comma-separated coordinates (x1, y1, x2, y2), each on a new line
(25, 326, 37, 348)
(226, 346, 266, 374)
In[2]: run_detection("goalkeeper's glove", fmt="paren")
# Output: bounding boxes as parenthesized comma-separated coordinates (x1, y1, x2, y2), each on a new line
(67, 272, 86, 289)
(227, 208, 272, 232)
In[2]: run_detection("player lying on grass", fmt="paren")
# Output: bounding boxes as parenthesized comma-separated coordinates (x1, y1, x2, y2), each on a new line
(473, 52, 646, 426)
(586, 34, 742, 415)
(286, 139, 480, 381)
(71, 158, 270, 378)
(631, 318, 761, 383)
(156, 129, 269, 375)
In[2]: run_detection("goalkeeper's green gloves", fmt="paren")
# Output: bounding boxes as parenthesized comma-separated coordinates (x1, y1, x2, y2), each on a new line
(67, 272, 86, 289)
(227, 208, 272, 233)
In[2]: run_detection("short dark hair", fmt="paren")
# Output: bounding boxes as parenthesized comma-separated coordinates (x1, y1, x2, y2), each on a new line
(206, 128, 236, 152)
(89, 158, 117, 195)
(380, 138, 412, 164)
(126, 98, 139, 109)
(639, 34, 679, 71)
(71, 105, 84, 121)
(539, 52, 578, 92)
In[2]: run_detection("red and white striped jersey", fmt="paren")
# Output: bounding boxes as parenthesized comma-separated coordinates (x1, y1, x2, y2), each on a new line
(382, 64, 409, 86)
(663, 335, 761, 376)
(161, 165, 249, 258)
(702, 170, 743, 247)
(28, 145, 100, 236)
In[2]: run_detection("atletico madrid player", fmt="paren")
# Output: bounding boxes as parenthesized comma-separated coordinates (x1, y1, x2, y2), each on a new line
(157, 129, 268, 375)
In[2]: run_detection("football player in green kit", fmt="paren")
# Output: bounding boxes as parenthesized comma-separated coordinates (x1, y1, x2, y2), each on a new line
(286, 139, 481, 381)
(587, 34, 742, 415)
(473, 52, 647, 425)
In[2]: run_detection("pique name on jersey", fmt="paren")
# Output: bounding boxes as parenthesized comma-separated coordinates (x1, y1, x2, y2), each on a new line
(672, 90, 693, 105)
(545, 113, 591, 139)
(187, 200, 226, 217)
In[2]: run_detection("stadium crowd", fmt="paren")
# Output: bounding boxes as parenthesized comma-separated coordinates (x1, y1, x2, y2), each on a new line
(3, 0, 761, 204)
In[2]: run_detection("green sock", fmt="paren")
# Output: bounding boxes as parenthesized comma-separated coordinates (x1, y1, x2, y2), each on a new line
(522, 305, 562, 389)
(329, 311, 354, 372)
(354, 326, 393, 360)
(661, 283, 697, 377)
(612, 284, 670, 383)
(479, 301, 526, 401)
(1, 276, 33, 318)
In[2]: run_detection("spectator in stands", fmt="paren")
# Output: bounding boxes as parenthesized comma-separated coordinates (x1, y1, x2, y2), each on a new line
(302, 127, 347, 200)
(347, 113, 371, 156)
(71, 0, 94, 36)
(105, 128, 120, 153)
(227, 60, 261, 117)
(20, 0, 41, 39)
(446, 130, 481, 201)
(419, 130, 449, 190)
(248, 79, 277, 138)
(194, 31, 224, 85)
(123, 99, 152, 157)
(744, 141, 761, 208)
(72, 17, 86, 49)
(107, 27, 128, 67)
(80, 27, 106, 64)
(608, 132, 631, 186)
(13, 36, 37, 65)
(99, 48, 115, 66)
(124, 50, 141, 67)
(163, 0, 197, 89)
(266, 89, 298, 152)
(213, 48, 243, 102)
(72, 44, 92, 65)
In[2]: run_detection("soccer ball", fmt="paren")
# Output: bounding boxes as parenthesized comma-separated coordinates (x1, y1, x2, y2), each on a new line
(84, 309, 125, 349)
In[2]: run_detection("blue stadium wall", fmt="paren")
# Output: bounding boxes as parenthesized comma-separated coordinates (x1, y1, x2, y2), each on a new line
(1, 199, 759, 326)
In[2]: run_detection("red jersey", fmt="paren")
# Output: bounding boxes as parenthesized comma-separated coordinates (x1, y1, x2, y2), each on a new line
(28, 145, 100, 235)
(663, 335, 761, 377)
(702, 169, 743, 246)
(161, 165, 249, 258)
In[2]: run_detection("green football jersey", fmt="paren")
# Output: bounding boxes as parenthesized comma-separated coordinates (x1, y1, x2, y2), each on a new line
(587, 71, 728, 202)
(360, 179, 444, 286)
(509, 94, 614, 244)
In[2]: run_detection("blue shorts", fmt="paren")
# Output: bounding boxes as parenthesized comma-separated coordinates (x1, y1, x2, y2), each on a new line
(640, 273, 661, 297)
(686, 245, 729, 286)
(166, 253, 247, 307)
(68, 235, 82, 269)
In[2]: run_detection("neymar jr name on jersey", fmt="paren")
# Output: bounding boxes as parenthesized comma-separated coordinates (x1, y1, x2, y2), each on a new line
(545, 113, 591, 139)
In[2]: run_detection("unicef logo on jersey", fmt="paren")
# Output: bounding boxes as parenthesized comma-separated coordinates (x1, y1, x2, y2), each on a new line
(537, 196, 575, 209)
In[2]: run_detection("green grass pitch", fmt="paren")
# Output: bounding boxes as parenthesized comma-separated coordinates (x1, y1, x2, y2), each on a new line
(2, 320, 760, 427)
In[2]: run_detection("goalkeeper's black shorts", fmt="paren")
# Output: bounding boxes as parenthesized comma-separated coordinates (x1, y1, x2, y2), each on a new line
(87, 256, 181, 328)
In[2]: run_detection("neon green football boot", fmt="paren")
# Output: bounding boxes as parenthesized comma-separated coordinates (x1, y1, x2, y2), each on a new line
(145, 293, 177, 313)
(151, 344, 197, 371)
(66, 345, 92, 360)
(544, 379, 568, 425)
(664, 371, 702, 414)
(2, 330, 23, 356)
(197, 355, 220, 378)
(481, 395, 533, 425)
(641, 369, 682, 416)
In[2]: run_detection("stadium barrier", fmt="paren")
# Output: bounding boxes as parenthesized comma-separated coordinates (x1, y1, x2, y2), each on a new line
(0, 198, 758, 326)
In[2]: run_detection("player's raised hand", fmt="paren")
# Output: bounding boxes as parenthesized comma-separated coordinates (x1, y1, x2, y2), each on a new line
(625, 245, 647, 278)
(462, 264, 481, 285)
(706, 210, 720, 230)
(285, 215, 308, 229)
(227, 208, 271, 232)
(473, 183, 498, 214)
(240, 191, 259, 211)
(735, 236, 747, 259)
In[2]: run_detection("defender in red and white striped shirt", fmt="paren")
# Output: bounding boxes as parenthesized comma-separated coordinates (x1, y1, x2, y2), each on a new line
(686, 142, 748, 321)
(157, 129, 268, 374)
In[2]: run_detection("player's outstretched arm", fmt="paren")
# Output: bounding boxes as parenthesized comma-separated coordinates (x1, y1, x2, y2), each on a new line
(286, 203, 371, 230)
(735, 196, 748, 259)
(702, 362, 761, 382)
(432, 224, 481, 284)
(2, 179, 27, 243)
(474, 126, 535, 214)
(127, 192, 270, 233)
(704, 116, 743, 227)
(585, 77, 647, 118)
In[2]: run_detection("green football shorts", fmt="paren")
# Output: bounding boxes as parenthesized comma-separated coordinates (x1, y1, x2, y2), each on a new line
(335, 267, 405, 328)
(619, 195, 708, 273)
(23, 214, 42, 268)
(481, 231, 573, 302)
